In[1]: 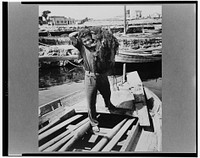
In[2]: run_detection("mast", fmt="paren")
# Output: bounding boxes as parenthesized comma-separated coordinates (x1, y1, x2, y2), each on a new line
(124, 5, 127, 34)
(122, 5, 127, 83)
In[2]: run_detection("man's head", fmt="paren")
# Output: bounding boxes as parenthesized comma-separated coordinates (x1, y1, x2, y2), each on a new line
(78, 29, 96, 48)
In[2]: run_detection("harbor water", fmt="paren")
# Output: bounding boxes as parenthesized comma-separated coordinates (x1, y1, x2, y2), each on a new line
(39, 61, 162, 102)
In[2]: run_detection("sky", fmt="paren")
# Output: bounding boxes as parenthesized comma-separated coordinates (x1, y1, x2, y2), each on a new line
(39, 5, 162, 20)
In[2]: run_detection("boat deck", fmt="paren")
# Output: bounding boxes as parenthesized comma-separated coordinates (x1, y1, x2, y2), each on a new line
(39, 112, 141, 152)
(38, 72, 162, 152)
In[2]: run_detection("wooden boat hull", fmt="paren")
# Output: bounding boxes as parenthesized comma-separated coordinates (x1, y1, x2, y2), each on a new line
(38, 92, 161, 152)
(38, 90, 161, 152)
(39, 30, 74, 37)
(39, 55, 79, 62)
(115, 53, 161, 63)
(38, 72, 162, 152)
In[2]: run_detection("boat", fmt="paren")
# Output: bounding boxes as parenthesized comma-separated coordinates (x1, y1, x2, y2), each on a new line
(114, 37, 162, 63)
(39, 27, 76, 37)
(113, 6, 162, 64)
(39, 44, 80, 68)
(39, 35, 72, 45)
(38, 71, 162, 152)
(114, 28, 162, 63)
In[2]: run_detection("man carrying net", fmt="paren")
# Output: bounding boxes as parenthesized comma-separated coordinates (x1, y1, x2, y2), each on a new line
(69, 27, 119, 132)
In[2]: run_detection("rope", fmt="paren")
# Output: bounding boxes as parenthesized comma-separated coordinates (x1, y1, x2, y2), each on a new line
(39, 42, 82, 68)
(39, 42, 51, 47)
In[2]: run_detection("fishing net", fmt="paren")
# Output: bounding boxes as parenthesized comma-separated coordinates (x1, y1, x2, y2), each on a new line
(75, 27, 119, 72)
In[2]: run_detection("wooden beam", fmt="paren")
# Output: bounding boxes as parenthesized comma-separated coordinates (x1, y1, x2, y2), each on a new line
(88, 134, 99, 143)
(39, 118, 89, 151)
(39, 108, 75, 134)
(127, 71, 150, 126)
(120, 121, 140, 151)
(57, 114, 100, 151)
(58, 121, 91, 151)
(39, 114, 82, 141)
(99, 128, 111, 134)
(43, 131, 75, 152)
(39, 107, 63, 126)
(122, 63, 127, 83)
(117, 139, 126, 146)
(94, 128, 111, 137)
(102, 118, 135, 151)
(91, 119, 127, 151)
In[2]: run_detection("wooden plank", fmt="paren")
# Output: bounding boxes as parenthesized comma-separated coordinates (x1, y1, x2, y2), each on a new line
(39, 100, 62, 116)
(39, 107, 63, 126)
(127, 71, 150, 126)
(102, 118, 135, 151)
(88, 134, 99, 143)
(39, 108, 75, 134)
(58, 121, 91, 151)
(120, 121, 140, 151)
(39, 114, 82, 141)
(43, 131, 75, 152)
(134, 130, 151, 151)
(91, 119, 127, 151)
(57, 114, 100, 151)
(39, 118, 89, 151)
(99, 128, 112, 134)
(93, 128, 111, 137)
(117, 139, 126, 146)
(122, 63, 127, 83)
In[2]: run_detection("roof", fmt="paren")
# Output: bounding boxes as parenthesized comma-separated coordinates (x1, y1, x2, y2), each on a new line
(49, 16, 66, 18)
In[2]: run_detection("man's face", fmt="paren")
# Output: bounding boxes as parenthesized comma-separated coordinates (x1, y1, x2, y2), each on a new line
(81, 35, 94, 48)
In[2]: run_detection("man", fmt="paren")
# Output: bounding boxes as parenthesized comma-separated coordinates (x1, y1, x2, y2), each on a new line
(69, 28, 118, 132)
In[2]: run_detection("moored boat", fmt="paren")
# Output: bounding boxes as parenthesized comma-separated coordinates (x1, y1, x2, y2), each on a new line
(39, 44, 80, 68)
(113, 7, 162, 64)
(114, 26, 162, 63)
(38, 71, 162, 152)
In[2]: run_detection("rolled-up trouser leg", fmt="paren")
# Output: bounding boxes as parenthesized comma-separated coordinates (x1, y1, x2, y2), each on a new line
(85, 74, 99, 127)
(97, 74, 112, 107)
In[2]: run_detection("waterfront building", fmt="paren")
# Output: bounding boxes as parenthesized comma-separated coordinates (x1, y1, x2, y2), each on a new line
(49, 16, 76, 26)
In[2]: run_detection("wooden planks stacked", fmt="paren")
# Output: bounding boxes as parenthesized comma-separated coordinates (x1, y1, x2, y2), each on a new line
(39, 113, 87, 151)
(39, 116, 89, 151)
(119, 121, 140, 151)
(102, 118, 135, 151)
(91, 119, 127, 151)
(58, 121, 91, 151)
(39, 108, 76, 134)
(38, 113, 149, 152)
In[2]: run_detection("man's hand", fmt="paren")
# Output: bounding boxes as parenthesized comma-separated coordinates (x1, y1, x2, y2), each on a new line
(74, 58, 83, 64)
(69, 31, 79, 38)
(69, 31, 79, 46)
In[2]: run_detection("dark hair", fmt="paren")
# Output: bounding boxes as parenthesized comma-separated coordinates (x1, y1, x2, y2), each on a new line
(78, 28, 92, 39)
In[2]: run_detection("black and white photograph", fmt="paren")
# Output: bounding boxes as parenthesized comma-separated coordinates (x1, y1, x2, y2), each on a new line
(38, 4, 162, 152)
(4, 2, 197, 156)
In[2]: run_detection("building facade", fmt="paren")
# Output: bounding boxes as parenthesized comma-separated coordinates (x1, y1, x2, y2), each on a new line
(49, 16, 75, 25)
